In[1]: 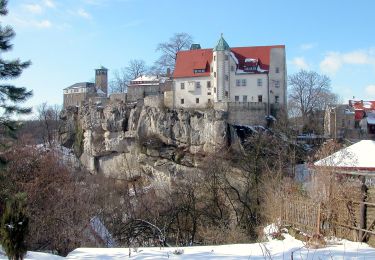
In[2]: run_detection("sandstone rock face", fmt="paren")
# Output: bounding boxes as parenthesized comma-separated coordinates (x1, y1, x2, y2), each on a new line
(59, 102, 230, 181)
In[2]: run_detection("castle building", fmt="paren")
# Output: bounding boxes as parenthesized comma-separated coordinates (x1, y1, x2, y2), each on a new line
(127, 75, 172, 102)
(173, 35, 286, 112)
(63, 67, 108, 108)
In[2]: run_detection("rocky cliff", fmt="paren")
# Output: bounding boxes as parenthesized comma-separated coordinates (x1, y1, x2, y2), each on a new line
(59, 101, 232, 184)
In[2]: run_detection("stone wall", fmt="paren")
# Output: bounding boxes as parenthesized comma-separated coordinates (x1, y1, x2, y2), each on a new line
(227, 102, 267, 125)
(109, 93, 127, 103)
(64, 92, 97, 108)
(214, 102, 229, 111)
(127, 85, 161, 102)
(214, 102, 267, 125)
(164, 91, 173, 108)
(144, 95, 164, 108)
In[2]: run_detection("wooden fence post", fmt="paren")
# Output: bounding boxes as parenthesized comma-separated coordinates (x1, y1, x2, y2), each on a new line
(316, 202, 321, 234)
(359, 176, 368, 242)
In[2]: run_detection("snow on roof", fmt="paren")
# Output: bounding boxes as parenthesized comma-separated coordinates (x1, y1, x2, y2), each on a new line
(96, 88, 105, 95)
(257, 65, 268, 73)
(64, 82, 94, 90)
(230, 52, 239, 64)
(245, 58, 257, 62)
(363, 101, 373, 109)
(314, 140, 375, 169)
(131, 75, 159, 82)
(367, 113, 375, 124)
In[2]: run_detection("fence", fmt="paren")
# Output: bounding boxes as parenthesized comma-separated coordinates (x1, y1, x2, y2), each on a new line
(280, 185, 375, 245)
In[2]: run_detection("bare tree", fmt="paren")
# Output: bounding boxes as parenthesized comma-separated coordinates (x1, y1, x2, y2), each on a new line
(110, 59, 148, 93)
(154, 32, 193, 73)
(37, 102, 61, 146)
(288, 70, 338, 133)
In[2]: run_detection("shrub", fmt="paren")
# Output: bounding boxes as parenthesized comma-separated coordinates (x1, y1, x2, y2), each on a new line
(0, 193, 29, 260)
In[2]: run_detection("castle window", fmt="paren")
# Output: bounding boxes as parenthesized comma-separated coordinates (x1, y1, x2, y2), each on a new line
(236, 79, 240, 87)
(275, 95, 279, 103)
(243, 95, 248, 102)
(214, 87, 216, 93)
(225, 55, 229, 61)
(181, 82, 185, 90)
(214, 72, 216, 78)
(276, 67, 280, 73)
(257, 79, 262, 87)
(225, 75, 229, 81)
(214, 56, 216, 61)
(225, 91, 228, 97)
(196, 98, 199, 104)
(258, 95, 263, 102)
(235, 96, 239, 102)
(231, 65, 235, 72)
(241, 79, 246, 86)
(207, 81, 211, 88)
(196, 82, 201, 88)
(181, 99, 184, 104)
(207, 92, 211, 95)
(275, 80, 280, 88)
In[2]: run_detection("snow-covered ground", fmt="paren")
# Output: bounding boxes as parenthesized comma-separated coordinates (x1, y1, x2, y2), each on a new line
(1, 226, 375, 259)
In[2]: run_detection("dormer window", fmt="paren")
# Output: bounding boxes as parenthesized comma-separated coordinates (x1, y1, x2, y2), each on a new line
(194, 69, 205, 73)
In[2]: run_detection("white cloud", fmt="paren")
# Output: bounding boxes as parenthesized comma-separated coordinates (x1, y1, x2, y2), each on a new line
(300, 43, 315, 51)
(23, 4, 43, 14)
(83, 0, 132, 5)
(5, 15, 52, 29)
(36, 20, 52, 28)
(44, 0, 56, 8)
(365, 85, 375, 97)
(77, 8, 92, 19)
(320, 48, 375, 75)
(290, 57, 309, 70)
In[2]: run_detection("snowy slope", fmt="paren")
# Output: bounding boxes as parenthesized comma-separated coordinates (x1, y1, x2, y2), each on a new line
(66, 237, 375, 259)
(2, 226, 375, 259)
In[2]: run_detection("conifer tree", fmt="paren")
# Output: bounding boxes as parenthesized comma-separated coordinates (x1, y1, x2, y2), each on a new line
(0, 193, 29, 260)
(0, 0, 32, 138)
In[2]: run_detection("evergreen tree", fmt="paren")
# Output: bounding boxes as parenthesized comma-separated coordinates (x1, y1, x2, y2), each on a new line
(0, 0, 32, 139)
(0, 193, 29, 260)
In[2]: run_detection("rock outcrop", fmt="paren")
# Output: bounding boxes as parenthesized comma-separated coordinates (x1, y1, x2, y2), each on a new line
(59, 101, 230, 182)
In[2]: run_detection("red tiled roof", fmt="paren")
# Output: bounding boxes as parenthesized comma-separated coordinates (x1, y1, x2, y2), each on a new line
(350, 100, 375, 111)
(173, 45, 285, 78)
(173, 49, 212, 78)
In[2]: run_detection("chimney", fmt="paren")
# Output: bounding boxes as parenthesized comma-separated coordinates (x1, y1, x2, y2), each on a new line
(166, 68, 171, 77)
(190, 43, 201, 50)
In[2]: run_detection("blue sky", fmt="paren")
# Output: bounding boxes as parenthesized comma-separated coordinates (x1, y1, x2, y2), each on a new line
(3, 0, 375, 116)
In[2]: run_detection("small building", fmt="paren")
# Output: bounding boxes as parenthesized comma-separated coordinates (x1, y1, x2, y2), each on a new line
(127, 75, 171, 102)
(349, 100, 375, 135)
(314, 140, 375, 177)
(63, 67, 108, 108)
(324, 104, 356, 139)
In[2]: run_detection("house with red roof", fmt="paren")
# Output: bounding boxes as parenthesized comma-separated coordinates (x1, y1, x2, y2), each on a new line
(349, 100, 375, 135)
(173, 35, 286, 111)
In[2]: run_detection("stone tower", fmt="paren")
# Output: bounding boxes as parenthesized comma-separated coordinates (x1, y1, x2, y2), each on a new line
(212, 34, 231, 102)
(95, 66, 108, 95)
